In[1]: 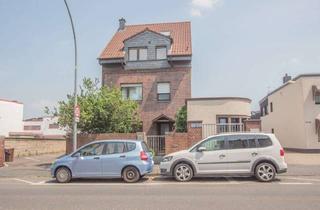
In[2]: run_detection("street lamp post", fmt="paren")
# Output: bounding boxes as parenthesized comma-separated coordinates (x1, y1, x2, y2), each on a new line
(63, 0, 78, 152)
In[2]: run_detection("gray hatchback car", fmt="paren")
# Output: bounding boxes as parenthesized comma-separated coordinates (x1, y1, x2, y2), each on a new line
(160, 133, 287, 182)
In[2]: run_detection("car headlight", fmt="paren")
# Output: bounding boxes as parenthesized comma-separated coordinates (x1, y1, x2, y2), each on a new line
(162, 156, 173, 162)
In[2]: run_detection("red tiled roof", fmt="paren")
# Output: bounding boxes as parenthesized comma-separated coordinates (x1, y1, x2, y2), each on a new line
(99, 21, 192, 60)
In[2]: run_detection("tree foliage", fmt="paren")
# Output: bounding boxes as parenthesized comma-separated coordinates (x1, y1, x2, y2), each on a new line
(175, 105, 187, 132)
(51, 78, 141, 134)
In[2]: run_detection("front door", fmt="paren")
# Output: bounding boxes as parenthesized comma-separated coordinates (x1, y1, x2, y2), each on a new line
(101, 142, 127, 177)
(193, 136, 229, 174)
(159, 122, 170, 135)
(72, 142, 104, 178)
(226, 135, 258, 173)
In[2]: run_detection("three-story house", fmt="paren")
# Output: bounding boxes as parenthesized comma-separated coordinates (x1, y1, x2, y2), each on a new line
(98, 19, 192, 135)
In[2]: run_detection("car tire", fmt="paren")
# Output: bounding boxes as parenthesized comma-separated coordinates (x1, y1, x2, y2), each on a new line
(174, 163, 193, 182)
(56, 167, 72, 183)
(255, 162, 276, 182)
(122, 166, 140, 183)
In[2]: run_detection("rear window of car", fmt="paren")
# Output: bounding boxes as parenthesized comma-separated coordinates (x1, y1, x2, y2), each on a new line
(228, 139, 248, 149)
(257, 137, 273, 147)
(126, 142, 136, 152)
(226, 135, 257, 149)
(105, 142, 126, 154)
(141, 142, 150, 152)
(247, 138, 256, 148)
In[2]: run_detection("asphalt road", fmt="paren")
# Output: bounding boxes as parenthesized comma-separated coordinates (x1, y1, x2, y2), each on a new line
(1, 153, 320, 210)
(0, 176, 320, 210)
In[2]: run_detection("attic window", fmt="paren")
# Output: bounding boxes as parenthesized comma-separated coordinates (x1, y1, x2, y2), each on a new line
(128, 48, 147, 61)
(160, 31, 170, 36)
(156, 47, 167, 60)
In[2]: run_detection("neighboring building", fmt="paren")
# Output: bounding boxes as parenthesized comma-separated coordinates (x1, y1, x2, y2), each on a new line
(10, 116, 66, 139)
(186, 97, 252, 138)
(260, 74, 320, 151)
(98, 19, 191, 135)
(0, 99, 24, 137)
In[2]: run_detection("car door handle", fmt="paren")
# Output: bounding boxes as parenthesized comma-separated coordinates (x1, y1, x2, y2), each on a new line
(251, 152, 258, 157)
(219, 154, 226, 159)
(93, 157, 100, 160)
(119, 155, 126, 158)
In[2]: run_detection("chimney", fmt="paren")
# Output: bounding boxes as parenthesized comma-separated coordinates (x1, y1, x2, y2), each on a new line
(283, 73, 292, 84)
(118, 18, 126, 31)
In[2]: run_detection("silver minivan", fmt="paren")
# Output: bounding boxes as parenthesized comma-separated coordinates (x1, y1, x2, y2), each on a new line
(160, 133, 287, 182)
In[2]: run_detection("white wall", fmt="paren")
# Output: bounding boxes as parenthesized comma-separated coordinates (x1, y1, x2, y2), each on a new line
(187, 98, 251, 124)
(301, 77, 320, 149)
(0, 100, 24, 137)
(261, 76, 320, 150)
(23, 116, 66, 136)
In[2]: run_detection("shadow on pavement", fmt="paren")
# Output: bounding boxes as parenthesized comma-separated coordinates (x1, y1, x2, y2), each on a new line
(152, 176, 260, 183)
(46, 177, 150, 184)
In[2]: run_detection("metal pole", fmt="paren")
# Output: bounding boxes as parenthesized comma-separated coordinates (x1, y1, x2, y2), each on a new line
(63, 0, 78, 152)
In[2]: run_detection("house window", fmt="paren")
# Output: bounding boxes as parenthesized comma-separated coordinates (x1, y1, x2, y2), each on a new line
(156, 47, 167, 60)
(315, 95, 320, 105)
(24, 125, 41, 130)
(270, 102, 273, 112)
(128, 48, 138, 61)
(190, 122, 202, 128)
(139, 48, 147, 60)
(128, 48, 147, 61)
(49, 123, 59, 129)
(157, 82, 170, 101)
(121, 84, 142, 100)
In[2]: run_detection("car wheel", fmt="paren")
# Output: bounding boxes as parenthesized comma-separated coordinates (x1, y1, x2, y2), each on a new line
(56, 167, 72, 183)
(122, 166, 140, 183)
(255, 162, 276, 182)
(174, 163, 193, 182)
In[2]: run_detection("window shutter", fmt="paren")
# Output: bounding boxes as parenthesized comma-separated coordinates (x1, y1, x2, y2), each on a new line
(157, 83, 170, 93)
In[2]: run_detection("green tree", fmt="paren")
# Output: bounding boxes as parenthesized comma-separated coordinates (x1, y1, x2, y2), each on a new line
(51, 78, 141, 134)
(175, 105, 187, 132)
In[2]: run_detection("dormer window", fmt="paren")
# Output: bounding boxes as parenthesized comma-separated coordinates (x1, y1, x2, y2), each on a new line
(156, 46, 167, 60)
(128, 47, 147, 61)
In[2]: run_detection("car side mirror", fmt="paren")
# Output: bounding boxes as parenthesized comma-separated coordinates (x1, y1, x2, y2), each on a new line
(197, 147, 207, 152)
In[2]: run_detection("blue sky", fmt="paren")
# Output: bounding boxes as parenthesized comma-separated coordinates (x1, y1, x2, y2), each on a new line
(1, 0, 320, 118)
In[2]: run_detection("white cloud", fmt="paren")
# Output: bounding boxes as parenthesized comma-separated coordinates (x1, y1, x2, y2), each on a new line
(190, 8, 202, 17)
(190, 0, 222, 17)
(191, 0, 218, 9)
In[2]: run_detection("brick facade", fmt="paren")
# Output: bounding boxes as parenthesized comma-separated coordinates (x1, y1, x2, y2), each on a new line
(102, 65, 191, 135)
(165, 124, 203, 154)
(4, 138, 66, 158)
(66, 133, 139, 154)
(243, 119, 261, 132)
(0, 138, 4, 167)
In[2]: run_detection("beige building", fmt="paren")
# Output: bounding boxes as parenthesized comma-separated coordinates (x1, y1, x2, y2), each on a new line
(260, 74, 320, 151)
(186, 97, 252, 138)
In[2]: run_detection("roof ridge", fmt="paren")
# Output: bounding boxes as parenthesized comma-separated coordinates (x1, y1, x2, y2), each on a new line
(126, 21, 191, 28)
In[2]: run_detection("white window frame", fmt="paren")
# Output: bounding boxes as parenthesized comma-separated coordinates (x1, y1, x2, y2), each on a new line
(128, 47, 148, 61)
(121, 84, 143, 101)
(156, 46, 167, 60)
(128, 48, 138, 61)
(157, 82, 170, 101)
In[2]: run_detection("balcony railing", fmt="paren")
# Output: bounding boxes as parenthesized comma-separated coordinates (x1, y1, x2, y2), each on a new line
(202, 123, 244, 138)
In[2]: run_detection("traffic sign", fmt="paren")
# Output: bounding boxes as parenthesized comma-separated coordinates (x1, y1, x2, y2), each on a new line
(74, 105, 80, 122)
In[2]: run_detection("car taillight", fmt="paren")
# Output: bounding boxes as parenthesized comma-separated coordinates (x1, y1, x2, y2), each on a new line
(140, 151, 148, 161)
(280, 148, 285, 157)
